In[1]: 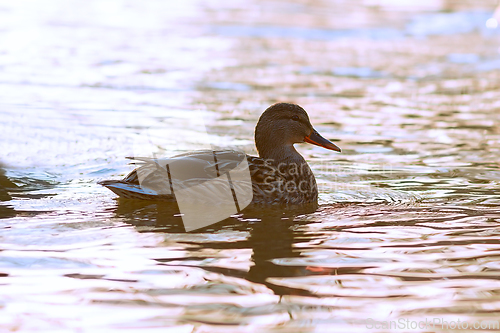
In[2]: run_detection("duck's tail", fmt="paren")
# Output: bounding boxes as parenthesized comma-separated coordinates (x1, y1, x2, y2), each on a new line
(98, 179, 175, 201)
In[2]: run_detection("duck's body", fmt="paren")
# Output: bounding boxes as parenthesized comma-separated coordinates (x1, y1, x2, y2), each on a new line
(99, 103, 340, 206)
(99, 149, 318, 205)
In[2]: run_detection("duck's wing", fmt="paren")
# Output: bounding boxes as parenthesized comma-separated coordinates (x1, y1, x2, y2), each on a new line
(99, 150, 250, 201)
(245, 156, 286, 204)
(98, 157, 174, 200)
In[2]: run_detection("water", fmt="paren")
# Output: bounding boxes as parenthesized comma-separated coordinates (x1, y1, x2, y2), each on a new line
(1, 0, 500, 331)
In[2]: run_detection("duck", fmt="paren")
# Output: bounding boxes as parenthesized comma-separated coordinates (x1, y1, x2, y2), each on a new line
(99, 102, 341, 207)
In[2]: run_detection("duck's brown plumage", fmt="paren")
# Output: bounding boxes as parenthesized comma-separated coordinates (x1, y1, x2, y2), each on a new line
(99, 103, 341, 206)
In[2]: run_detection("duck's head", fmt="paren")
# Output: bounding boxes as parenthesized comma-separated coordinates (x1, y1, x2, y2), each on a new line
(255, 102, 341, 160)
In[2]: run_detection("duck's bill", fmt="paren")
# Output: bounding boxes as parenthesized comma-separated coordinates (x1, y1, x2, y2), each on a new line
(304, 129, 341, 152)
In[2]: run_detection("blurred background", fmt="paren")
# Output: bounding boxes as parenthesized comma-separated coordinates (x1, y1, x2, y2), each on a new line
(1, 0, 500, 332)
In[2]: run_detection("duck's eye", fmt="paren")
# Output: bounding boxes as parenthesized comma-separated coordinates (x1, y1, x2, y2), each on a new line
(291, 115, 299, 121)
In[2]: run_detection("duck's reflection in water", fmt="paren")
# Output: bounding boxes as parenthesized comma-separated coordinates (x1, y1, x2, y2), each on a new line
(113, 199, 186, 232)
(110, 199, 320, 294)
(246, 217, 302, 294)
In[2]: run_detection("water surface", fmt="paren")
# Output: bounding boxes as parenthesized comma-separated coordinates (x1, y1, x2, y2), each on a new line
(1, 0, 500, 331)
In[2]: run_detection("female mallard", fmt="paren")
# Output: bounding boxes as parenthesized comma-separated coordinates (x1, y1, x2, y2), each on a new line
(99, 103, 340, 206)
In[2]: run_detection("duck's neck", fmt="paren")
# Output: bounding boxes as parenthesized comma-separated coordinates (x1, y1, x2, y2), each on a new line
(258, 144, 307, 167)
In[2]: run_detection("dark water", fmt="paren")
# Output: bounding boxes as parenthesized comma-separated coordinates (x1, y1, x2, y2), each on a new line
(2, 0, 500, 331)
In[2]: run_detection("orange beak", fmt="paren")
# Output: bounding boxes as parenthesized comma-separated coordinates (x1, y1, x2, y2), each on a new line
(304, 129, 341, 152)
